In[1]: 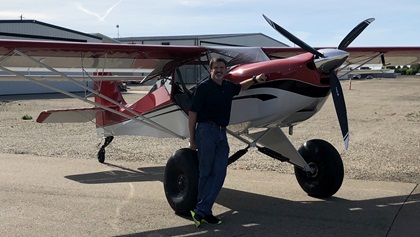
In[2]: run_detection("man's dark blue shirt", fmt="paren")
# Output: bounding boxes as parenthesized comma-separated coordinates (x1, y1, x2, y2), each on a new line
(190, 78, 241, 127)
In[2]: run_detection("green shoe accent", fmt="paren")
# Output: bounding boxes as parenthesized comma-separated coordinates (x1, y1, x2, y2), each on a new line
(190, 210, 202, 228)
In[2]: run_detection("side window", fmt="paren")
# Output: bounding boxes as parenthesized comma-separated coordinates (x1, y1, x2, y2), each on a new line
(172, 62, 209, 112)
(148, 77, 171, 94)
(163, 77, 172, 93)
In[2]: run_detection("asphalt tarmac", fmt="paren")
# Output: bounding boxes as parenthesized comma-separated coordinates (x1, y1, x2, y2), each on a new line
(0, 153, 418, 237)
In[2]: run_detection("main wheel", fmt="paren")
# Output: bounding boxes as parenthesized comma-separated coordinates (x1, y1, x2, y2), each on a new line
(294, 139, 344, 198)
(164, 148, 199, 214)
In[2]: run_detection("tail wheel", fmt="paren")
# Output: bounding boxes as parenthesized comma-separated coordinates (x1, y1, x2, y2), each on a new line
(164, 148, 199, 214)
(294, 139, 344, 198)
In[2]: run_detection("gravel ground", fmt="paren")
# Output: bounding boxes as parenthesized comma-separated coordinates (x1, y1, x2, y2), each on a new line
(0, 77, 419, 183)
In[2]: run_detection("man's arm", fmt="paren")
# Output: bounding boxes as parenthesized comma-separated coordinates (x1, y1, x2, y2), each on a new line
(188, 111, 198, 150)
(240, 73, 266, 91)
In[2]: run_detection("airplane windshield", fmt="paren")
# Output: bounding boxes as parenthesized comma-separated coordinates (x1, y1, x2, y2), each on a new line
(207, 47, 270, 66)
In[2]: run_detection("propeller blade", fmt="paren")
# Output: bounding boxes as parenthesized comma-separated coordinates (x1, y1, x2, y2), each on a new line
(338, 18, 375, 50)
(262, 14, 324, 58)
(329, 72, 349, 149)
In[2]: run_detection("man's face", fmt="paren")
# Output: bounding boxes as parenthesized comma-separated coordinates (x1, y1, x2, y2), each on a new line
(210, 61, 227, 81)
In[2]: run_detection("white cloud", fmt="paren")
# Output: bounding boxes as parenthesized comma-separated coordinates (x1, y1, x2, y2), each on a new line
(75, 0, 123, 22)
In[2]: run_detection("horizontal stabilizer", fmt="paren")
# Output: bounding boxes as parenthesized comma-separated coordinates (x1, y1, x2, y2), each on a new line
(37, 107, 103, 123)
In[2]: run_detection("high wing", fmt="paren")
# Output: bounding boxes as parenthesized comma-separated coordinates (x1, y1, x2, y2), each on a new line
(1, 39, 420, 83)
(0, 40, 274, 83)
(345, 47, 420, 66)
(262, 46, 420, 66)
(0, 39, 207, 82)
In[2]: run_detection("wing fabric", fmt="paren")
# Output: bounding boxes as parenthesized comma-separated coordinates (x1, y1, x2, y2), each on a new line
(1, 40, 420, 83)
(0, 40, 207, 82)
(262, 46, 420, 66)
(345, 47, 420, 66)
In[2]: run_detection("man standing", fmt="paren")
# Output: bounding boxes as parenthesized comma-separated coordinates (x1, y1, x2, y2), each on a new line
(189, 57, 266, 227)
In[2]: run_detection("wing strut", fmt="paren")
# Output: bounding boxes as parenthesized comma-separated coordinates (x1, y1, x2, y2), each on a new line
(1, 50, 184, 139)
(339, 52, 384, 79)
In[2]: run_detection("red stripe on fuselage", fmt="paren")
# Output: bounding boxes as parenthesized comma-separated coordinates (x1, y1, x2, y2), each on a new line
(226, 53, 323, 86)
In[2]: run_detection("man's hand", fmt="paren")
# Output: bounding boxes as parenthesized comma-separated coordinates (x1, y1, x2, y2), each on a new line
(189, 139, 197, 150)
(188, 111, 198, 150)
(241, 73, 267, 91)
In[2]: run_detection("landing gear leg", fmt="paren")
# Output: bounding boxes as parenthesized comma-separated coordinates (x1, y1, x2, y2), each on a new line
(97, 136, 114, 163)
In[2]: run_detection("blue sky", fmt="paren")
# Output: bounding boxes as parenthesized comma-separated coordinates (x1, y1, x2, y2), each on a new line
(1, 0, 419, 47)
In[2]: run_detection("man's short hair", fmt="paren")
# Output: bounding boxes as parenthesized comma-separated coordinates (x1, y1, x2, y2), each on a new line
(209, 57, 227, 69)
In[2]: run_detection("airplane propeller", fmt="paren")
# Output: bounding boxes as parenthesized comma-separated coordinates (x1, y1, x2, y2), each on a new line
(262, 14, 324, 58)
(337, 18, 375, 50)
(263, 15, 375, 149)
(329, 68, 349, 149)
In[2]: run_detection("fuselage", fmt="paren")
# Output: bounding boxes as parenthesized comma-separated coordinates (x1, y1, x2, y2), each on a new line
(96, 52, 333, 138)
(227, 53, 330, 129)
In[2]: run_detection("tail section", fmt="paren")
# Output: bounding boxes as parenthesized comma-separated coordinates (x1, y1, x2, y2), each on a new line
(94, 75, 127, 106)
(36, 80, 127, 125)
(94, 80, 128, 128)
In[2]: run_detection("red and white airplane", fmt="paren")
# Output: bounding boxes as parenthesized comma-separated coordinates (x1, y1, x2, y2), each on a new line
(1, 15, 419, 214)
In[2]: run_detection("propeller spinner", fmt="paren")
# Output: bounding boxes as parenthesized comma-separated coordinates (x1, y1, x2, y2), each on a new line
(263, 15, 375, 149)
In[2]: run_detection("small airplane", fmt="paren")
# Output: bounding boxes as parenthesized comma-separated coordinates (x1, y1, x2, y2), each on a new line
(1, 15, 420, 214)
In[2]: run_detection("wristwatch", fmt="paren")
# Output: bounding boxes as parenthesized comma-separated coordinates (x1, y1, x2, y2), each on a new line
(252, 76, 258, 84)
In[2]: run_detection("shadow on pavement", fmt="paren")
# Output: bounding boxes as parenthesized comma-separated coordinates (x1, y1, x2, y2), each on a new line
(64, 162, 420, 237)
(65, 163, 165, 184)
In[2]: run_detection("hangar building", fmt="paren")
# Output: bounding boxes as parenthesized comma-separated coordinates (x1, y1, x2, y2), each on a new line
(0, 20, 103, 95)
(0, 19, 102, 42)
(117, 33, 287, 47)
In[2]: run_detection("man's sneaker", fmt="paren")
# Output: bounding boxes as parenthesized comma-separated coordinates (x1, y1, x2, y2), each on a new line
(190, 210, 203, 228)
(203, 214, 222, 225)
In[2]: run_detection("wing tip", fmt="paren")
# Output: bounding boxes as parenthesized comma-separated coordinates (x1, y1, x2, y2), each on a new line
(36, 111, 51, 123)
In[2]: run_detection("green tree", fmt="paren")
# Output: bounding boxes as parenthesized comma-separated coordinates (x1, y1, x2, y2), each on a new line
(410, 64, 420, 74)
(400, 67, 407, 75)
(407, 68, 416, 75)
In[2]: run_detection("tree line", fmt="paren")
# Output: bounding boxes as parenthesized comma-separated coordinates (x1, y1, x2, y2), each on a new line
(386, 64, 420, 75)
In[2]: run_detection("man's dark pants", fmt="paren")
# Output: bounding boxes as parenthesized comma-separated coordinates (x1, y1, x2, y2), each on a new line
(193, 122, 229, 217)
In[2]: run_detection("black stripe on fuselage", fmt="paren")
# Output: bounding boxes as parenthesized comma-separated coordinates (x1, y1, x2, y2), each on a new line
(145, 106, 182, 119)
(234, 94, 277, 101)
